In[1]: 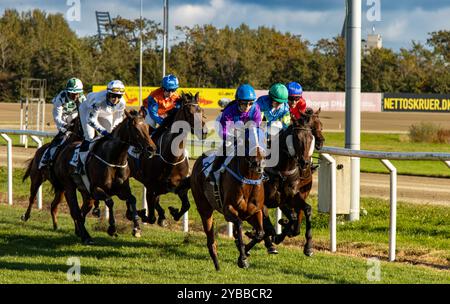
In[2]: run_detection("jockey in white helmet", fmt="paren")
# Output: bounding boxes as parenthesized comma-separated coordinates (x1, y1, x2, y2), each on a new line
(75, 80, 127, 174)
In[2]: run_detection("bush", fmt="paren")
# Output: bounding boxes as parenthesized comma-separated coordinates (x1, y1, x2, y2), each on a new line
(409, 122, 450, 143)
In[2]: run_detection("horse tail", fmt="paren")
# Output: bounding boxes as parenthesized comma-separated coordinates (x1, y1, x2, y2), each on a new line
(22, 158, 34, 182)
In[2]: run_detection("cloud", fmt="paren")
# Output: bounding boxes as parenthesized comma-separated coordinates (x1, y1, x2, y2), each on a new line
(1, 0, 449, 50)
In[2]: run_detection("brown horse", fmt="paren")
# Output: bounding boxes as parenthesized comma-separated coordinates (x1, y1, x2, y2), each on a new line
(50, 110, 156, 244)
(132, 92, 208, 226)
(190, 128, 266, 270)
(21, 115, 84, 227)
(253, 108, 324, 256)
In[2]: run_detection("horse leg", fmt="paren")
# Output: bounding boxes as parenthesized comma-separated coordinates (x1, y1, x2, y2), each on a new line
(261, 207, 278, 254)
(169, 181, 191, 222)
(92, 200, 101, 218)
(104, 198, 118, 237)
(302, 202, 313, 257)
(64, 187, 93, 245)
(231, 219, 249, 269)
(21, 171, 43, 222)
(200, 210, 220, 271)
(244, 210, 265, 255)
(154, 196, 168, 227)
(50, 190, 64, 230)
(141, 191, 157, 224)
(80, 195, 95, 219)
(118, 182, 142, 238)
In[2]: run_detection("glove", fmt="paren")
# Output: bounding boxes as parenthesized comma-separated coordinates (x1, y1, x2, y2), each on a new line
(101, 130, 111, 138)
(60, 127, 67, 134)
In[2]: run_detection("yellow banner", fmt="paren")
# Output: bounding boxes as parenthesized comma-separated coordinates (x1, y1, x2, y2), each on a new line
(92, 86, 235, 108)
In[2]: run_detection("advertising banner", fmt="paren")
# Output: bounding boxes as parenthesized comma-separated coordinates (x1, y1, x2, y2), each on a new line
(382, 93, 450, 113)
(92, 86, 236, 108)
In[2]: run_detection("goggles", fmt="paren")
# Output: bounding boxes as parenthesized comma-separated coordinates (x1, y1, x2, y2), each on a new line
(288, 96, 301, 102)
(109, 87, 125, 94)
(109, 93, 122, 100)
(164, 88, 177, 93)
(238, 100, 254, 106)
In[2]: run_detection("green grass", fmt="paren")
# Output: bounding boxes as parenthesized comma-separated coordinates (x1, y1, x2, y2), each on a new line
(319, 132, 450, 177)
(0, 168, 449, 284)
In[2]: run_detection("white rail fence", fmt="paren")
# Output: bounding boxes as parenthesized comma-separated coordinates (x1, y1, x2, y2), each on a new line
(320, 147, 450, 261)
(1, 129, 450, 262)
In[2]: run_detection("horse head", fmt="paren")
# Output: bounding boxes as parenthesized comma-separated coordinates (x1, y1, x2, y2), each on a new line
(175, 92, 208, 140)
(308, 108, 324, 150)
(290, 113, 315, 169)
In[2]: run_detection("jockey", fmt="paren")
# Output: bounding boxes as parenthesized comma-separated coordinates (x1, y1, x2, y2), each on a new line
(75, 80, 127, 175)
(256, 83, 290, 136)
(208, 84, 261, 182)
(287, 81, 307, 120)
(142, 74, 181, 133)
(39, 78, 85, 169)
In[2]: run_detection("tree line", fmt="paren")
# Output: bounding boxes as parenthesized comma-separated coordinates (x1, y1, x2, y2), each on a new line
(0, 9, 448, 102)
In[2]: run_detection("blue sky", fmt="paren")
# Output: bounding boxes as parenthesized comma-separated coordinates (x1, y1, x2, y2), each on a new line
(2, 0, 449, 51)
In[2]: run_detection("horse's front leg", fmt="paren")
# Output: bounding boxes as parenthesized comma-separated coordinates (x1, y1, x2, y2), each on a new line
(234, 220, 249, 269)
(127, 195, 141, 238)
(154, 195, 168, 227)
(169, 177, 191, 222)
(104, 198, 118, 237)
(244, 210, 265, 254)
(302, 201, 313, 257)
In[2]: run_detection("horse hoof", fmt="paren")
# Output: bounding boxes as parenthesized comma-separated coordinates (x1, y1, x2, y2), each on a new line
(157, 218, 168, 228)
(92, 208, 101, 218)
(273, 235, 283, 245)
(132, 228, 142, 238)
(267, 247, 279, 255)
(148, 216, 156, 225)
(304, 248, 313, 257)
(21, 214, 28, 222)
(83, 238, 94, 246)
(53, 225, 58, 231)
(238, 258, 249, 269)
(107, 226, 117, 237)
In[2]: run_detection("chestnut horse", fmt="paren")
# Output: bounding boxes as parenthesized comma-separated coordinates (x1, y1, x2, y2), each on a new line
(133, 92, 208, 226)
(252, 108, 324, 256)
(190, 128, 266, 270)
(51, 110, 156, 244)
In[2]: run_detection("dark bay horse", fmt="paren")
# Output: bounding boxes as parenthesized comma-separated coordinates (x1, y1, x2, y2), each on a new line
(254, 108, 324, 256)
(190, 128, 266, 270)
(132, 92, 208, 227)
(51, 110, 156, 244)
(21, 116, 84, 226)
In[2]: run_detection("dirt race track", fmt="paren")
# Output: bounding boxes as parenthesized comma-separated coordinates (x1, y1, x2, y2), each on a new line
(1, 102, 449, 206)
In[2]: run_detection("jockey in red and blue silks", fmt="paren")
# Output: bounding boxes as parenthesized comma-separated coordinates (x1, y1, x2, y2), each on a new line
(209, 84, 262, 182)
(142, 74, 181, 133)
(287, 81, 307, 120)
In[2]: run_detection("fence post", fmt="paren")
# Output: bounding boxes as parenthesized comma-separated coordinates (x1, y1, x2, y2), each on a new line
(1, 134, 13, 206)
(381, 159, 397, 262)
(183, 211, 189, 233)
(30, 135, 43, 210)
(321, 153, 337, 252)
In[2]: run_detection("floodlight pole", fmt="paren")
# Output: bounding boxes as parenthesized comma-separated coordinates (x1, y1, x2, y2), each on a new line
(345, 0, 361, 221)
(162, 0, 168, 77)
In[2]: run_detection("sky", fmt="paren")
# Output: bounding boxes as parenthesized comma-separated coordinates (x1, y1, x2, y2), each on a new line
(1, 0, 449, 51)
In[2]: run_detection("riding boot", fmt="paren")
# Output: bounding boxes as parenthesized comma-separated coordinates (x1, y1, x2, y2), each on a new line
(76, 140, 90, 175)
(39, 146, 52, 169)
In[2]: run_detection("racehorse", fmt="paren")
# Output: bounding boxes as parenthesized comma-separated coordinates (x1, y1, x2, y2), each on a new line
(133, 92, 208, 227)
(190, 127, 266, 270)
(51, 110, 156, 244)
(21, 115, 84, 227)
(253, 108, 324, 256)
